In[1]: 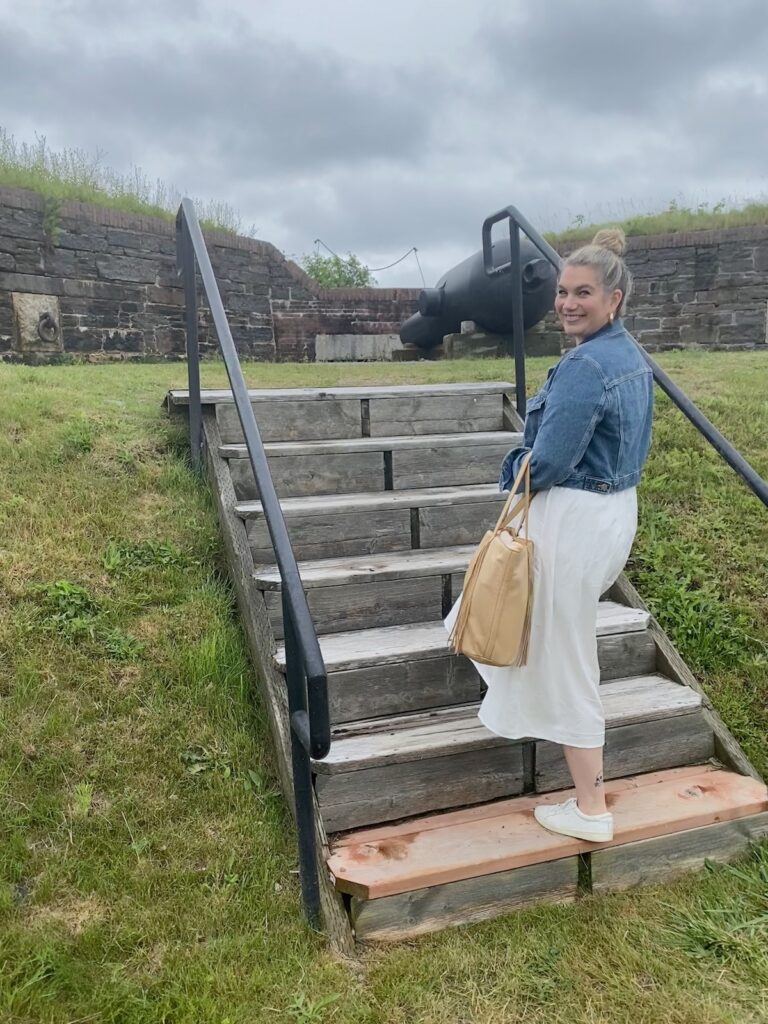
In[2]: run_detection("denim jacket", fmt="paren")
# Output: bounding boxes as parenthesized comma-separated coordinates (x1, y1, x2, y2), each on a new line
(500, 320, 654, 494)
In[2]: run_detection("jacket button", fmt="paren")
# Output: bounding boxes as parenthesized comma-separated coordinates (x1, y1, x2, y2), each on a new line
(599, 483, 610, 492)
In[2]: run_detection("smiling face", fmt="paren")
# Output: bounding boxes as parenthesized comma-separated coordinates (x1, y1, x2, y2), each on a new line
(555, 265, 623, 343)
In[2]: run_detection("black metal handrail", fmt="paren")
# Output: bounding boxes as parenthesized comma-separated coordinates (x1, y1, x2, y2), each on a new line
(482, 205, 768, 509)
(175, 198, 331, 928)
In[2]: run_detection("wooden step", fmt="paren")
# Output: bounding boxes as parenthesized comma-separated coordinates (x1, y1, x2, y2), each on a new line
(168, 382, 516, 406)
(238, 484, 506, 562)
(319, 675, 702, 773)
(169, 382, 517, 444)
(313, 675, 714, 831)
(223, 431, 522, 500)
(272, 602, 657, 722)
(326, 766, 768, 939)
(275, 600, 650, 664)
(257, 544, 478, 591)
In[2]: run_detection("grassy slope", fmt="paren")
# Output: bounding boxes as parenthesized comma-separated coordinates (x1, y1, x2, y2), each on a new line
(0, 353, 766, 1024)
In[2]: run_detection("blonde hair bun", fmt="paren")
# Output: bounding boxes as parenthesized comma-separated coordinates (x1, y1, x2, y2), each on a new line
(591, 227, 627, 256)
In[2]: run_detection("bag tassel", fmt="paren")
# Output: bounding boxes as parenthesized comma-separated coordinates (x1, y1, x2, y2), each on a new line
(448, 535, 491, 654)
(510, 545, 534, 668)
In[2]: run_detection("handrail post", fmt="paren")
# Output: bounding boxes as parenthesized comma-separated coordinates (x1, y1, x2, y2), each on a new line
(481, 208, 529, 418)
(508, 218, 527, 419)
(176, 215, 203, 469)
(283, 591, 322, 929)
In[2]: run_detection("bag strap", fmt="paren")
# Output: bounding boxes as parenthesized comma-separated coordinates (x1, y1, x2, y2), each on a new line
(493, 452, 532, 536)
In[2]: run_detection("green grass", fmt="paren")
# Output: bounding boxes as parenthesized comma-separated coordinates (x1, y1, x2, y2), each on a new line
(546, 198, 768, 246)
(0, 129, 250, 235)
(0, 354, 766, 1023)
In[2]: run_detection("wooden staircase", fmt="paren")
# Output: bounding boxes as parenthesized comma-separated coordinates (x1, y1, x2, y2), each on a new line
(167, 381, 768, 948)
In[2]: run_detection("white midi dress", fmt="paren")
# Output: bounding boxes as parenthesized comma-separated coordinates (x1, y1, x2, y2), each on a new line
(444, 484, 638, 748)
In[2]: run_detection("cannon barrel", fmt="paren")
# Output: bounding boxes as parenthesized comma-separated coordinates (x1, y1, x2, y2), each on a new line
(400, 234, 557, 349)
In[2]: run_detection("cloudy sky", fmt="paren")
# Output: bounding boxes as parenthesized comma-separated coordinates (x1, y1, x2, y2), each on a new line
(1, 0, 767, 286)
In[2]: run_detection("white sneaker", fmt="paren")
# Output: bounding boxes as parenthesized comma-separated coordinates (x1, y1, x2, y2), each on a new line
(533, 797, 614, 842)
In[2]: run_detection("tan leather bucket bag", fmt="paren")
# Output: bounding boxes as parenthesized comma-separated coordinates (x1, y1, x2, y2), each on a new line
(448, 453, 534, 667)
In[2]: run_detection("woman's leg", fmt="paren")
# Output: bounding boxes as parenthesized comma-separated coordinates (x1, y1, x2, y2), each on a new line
(563, 745, 607, 815)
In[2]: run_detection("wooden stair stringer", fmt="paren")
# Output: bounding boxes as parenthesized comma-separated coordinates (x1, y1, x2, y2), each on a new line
(200, 410, 355, 955)
(609, 573, 763, 783)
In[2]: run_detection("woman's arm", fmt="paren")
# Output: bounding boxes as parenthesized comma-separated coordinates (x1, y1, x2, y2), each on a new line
(501, 354, 607, 491)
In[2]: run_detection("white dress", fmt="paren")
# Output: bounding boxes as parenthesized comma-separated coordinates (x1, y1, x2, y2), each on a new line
(444, 485, 638, 748)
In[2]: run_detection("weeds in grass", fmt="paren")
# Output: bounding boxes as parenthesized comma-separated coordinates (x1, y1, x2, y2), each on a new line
(57, 415, 99, 459)
(284, 991, 342, 1023)
(29, 579, 142, 660)
(665, 845, 768, 978)
(69, 782, 94, 819)
(103, 539, 188, 577)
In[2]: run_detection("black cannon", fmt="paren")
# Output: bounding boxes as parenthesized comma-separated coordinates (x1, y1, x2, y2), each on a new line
(400, 234, 557, 349)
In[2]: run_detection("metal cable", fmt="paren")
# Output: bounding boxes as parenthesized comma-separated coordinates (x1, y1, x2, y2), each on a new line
(314, 237, 425, 279)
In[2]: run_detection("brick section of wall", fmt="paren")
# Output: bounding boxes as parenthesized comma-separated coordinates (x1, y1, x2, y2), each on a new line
(271, 290, 420, 361)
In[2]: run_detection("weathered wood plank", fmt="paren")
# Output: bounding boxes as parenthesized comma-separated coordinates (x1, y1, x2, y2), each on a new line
(274, 605, 651, 672)
(535, 709, 714, 792)
(419, 499, 505, 548)
(317, 675, 701, 776)
(351, 857, 577, 941)
(247, 509, 412, 564)
(391, 443, 512, 490)
(317, 745, 526, 832)
(327, 766, 768, 898)
(327, 655, 483, 724)
(591, 811, 768, 893)
(216, 399, 362, 443)
(236, 483, 503, 520)
(333, 765, 710, 849)
(229, 450, 385, 500)
(610, 573, 764, 783)
(322, 631, 655, 726)
(368, 394, 504, 436)
(200, 413, 354, 953)
(221, 430, 523, 458)
(255, 545, 476, 591)
(264, 575, 444, 639)
(169, 382, 515, 405)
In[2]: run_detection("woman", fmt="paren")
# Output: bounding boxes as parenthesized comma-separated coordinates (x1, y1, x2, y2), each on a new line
(448, 227, 654, 843)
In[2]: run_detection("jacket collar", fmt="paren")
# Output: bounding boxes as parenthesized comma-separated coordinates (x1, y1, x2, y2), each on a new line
(580, 318, 623, 345)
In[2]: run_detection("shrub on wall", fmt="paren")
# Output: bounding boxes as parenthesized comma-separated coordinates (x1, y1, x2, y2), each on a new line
(301, 251, 376, 288)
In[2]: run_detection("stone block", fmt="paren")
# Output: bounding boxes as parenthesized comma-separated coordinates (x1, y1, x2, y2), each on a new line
(64, 328, 104, 353)
(56, 230, 109, 252)
(717, 323, 766, 345)
(315, 333, 404, 361)
(443, 331, 502, 359)
(11, 292, 62, 354)
(755, 243, 768, 273)
(96, 254, 157, 284)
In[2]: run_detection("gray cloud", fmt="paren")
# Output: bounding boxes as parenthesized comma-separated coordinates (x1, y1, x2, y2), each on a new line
(0, 0, 766, 286)
(0, 22, 444, 174)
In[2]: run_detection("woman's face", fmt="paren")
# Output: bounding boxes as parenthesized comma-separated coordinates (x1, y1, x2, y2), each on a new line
(555, 265, 622, 342)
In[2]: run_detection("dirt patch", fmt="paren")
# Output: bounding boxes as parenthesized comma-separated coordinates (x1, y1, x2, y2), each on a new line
(27, 895, 106, 935)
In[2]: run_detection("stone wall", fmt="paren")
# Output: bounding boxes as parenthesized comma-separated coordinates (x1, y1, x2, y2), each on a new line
(1, 184, 766, 362)
(557, 226, 768, 351)
(0, 186, 418, 363)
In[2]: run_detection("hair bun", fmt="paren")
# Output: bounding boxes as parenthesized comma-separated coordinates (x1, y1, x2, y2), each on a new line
(591, 227, 627, 256)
